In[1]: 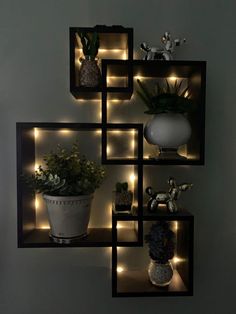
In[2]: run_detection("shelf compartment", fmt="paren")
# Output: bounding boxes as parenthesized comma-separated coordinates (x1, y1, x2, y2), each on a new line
(115, 220, 140, 246)
(106, 60, 206, 164)
(70, 26, 133, 99)
(112, 215, 193, 296)
(17, 122, 137, 247)
(136, 60, 205, 164)
(102, 60, 133, 100)
(106, 129, 137, 160)
(102, 124, 143, 164)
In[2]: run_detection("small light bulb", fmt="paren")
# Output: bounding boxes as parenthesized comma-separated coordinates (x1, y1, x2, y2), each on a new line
(35, 197, 39, 210)
(131, 139, 135, 150)
(117, 266, 124, 273)
(34, 128, 39, 139)
(40, 225, 50, 230)
(60, 129, 71, 134)
(184, 91, 189, 98)
(117, 222, 123, 229)
(129, 174, 136, 182)
(174, 221, 178, 231)
(173, 256, 181, 264)
(107, 145, 111, 155)
(169, 75, 178, 81)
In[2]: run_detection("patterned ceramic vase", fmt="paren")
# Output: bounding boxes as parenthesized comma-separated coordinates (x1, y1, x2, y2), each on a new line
(112, 190, 133, 213)
(79, 57, 101, 87)
(148, 259, 173, 286)
(43, 194, 94, 244)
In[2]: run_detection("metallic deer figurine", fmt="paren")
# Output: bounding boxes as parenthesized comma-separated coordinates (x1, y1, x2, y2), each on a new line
(140, 31, 186, 61)
(146, 177, 193, 213)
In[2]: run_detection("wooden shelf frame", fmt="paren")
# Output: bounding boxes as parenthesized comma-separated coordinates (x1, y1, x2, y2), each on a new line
(112, 212, 194, 297)
(69, 25, 133, 99)
(16, 26, 207, 297)
(17, 122, 143, 248)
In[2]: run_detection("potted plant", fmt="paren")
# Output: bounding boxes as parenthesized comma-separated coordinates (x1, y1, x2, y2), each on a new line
(76, 30, 101, 87)
(137, 78, 193, 159)
(112, 182, 133, 213)
(145, 221, 175, 286)
(26, 142, 105, 243)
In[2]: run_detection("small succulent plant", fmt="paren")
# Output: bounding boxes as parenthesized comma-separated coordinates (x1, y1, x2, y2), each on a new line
(137, 78, 193, 114)
(114, 182, 133, 211)
(145, 221, 175, 264)
(76, 31, 100, 60)
(115, 182, 129, 193)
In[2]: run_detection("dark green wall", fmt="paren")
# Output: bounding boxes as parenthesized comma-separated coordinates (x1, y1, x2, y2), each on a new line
(0, 0, 235, 313)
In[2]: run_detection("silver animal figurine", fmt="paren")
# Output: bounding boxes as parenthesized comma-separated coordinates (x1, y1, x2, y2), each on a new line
(140, 31, 186, 61)
(146, 177, 193, 213)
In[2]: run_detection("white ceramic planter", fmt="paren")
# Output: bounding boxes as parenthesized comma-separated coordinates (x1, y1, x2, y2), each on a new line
(144, 113, 191, 148)
(43, 194, 93, 243)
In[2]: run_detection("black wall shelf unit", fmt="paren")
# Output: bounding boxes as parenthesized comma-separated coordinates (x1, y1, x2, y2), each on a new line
(17, 26, 206, 297)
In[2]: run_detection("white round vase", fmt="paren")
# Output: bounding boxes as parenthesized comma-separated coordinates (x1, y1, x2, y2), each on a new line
(43, 194, 94, 244)
(144, 113, 191, 159)
(144, 113, 191, 147)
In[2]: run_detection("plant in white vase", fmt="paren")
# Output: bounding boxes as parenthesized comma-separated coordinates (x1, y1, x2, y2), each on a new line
(137, 78, 194, 159)
(26, 142, 105, 244)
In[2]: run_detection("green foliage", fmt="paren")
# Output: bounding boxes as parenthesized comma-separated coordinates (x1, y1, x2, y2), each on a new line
(136, 78, 194, 114)
(115, 182, 129, 193)
(76, 30, 100, 60)
(145, 221, 175, 264)
(25, 142, 105, 196)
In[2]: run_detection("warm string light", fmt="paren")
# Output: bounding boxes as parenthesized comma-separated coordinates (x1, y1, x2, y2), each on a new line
(35, 196, 39, 210)
(134, 75, 146, 80)
(174, 221, 178, 232)
(168, 75, 178, 81)
(172, 256, 183, 264)
(117, 222, 124, 229)
(76, 48, 125, 53)
(109, 130, 122, 135)
(40, 225, 50, 230)
(117, 266, 125, 273)
(34, 128, 39, 139)
(76, 49, 127, 60)
(59, 129, 71, 134)
(106, 145, 111, 155)
(129, 173, 136, 183)
(184, 91, 189, 98)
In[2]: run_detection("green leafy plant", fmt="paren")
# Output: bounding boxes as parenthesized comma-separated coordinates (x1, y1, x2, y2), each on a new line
(145, 221, 175, 264)
(76, 31, 100, 60)
(137, 78, 193, 114)
(115, 181, 129, 193)
(25, 142, 105, 196)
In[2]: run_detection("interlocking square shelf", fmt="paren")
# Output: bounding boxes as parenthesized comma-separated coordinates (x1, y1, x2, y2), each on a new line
(17, 25, 206, 297)
(17, 122, 140, 248)
(70, 26, 133, 99)
(112, 210, 194, 297)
